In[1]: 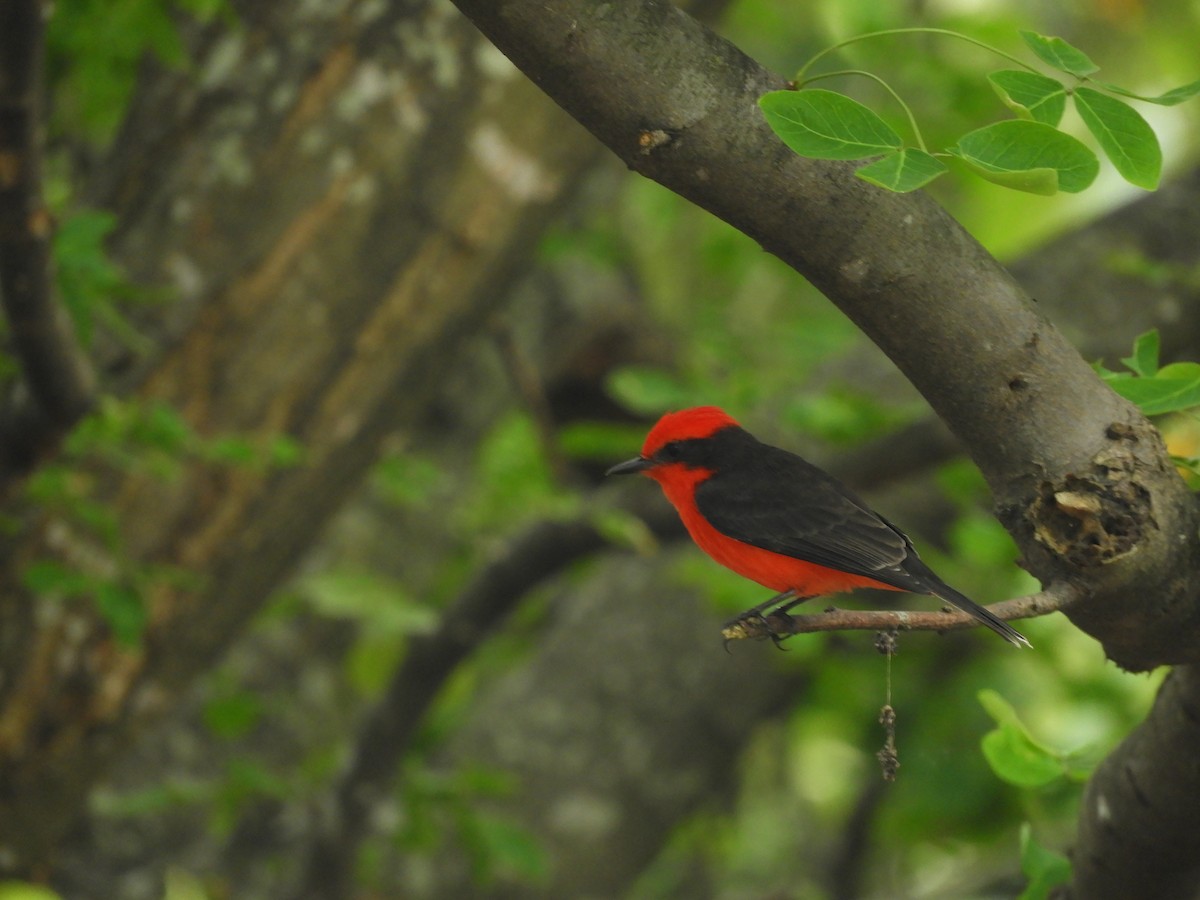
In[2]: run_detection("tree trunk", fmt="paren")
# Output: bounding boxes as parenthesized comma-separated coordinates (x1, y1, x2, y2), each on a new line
(0, 0, 605, 872)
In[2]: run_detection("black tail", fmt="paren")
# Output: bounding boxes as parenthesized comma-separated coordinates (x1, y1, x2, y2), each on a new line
(930, 582, 1030, 648)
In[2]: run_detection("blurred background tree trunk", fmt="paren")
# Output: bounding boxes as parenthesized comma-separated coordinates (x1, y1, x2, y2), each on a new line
(0, 0, 616, 873)
(2, 0, 1200, 897)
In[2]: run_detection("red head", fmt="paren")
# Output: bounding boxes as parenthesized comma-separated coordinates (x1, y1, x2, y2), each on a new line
(605, 406, 742, 479)
(640, 406, 740, 457)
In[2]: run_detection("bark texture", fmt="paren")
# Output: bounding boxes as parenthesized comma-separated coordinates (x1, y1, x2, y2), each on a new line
(1070, 665, 1200, 900)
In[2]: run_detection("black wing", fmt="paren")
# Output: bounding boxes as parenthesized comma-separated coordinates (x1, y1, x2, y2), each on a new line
(693, 441, 929, 593)
(692, 431, 1030, 646)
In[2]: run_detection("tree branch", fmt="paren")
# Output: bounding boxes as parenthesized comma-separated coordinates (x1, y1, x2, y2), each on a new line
(1070, 665, 1200, 899)
(0, 0, 96, 478)
(722, 582, 1080, 643)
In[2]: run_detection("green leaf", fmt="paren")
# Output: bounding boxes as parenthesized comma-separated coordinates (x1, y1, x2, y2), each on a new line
(978, 688, 1023, 728)
(1073, 88, 1161, 189)
(1018, 824, 1073, 900)
(987, 70, 1067, 125)
(373, 453, 444, 508)
(606, 366, 692, 414)
(300, 568, 437, 635)
(590, 508, 659, 555)
(982, 726, 1065, 787)
(1094, 78, 1200, 107)
(1157, 362, 1200, 379)
(1120, 329, 1160, 376)
(855, 149, 948, 192)
(1019, 31, 1100, 77)
(947, 120, 1099, 194)
(978, 690, 1065, 788)
(1151, 78, 1200, 106)
(269, 435, 305, 467)
(557, 422, 650, 460)
(203, 691, 263, 740)
(1105, 369, 1200, 415)
(53, 209, 124, 343)
(760, 89, 902, 161)
(22, 559, 91, 595)
(95, 582, 147, 646)
(468, 814, 549, 884)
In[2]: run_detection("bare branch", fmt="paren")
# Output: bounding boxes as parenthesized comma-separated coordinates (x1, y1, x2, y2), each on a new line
(723, 582, 1081, 643)
(0, 0, 96, 478)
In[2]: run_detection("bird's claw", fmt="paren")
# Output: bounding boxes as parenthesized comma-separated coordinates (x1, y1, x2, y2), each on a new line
(721, 610, 795, 649)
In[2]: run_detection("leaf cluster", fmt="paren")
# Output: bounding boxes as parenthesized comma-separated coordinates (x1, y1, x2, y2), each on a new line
(1096, 329, 1200, 417)
(761, 29, 1200, 194)
(21, 398, 303, 644)
(47, 0, 234, 141)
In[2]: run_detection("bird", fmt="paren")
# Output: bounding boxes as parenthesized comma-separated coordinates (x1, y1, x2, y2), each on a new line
(606, 406, 1029, 647)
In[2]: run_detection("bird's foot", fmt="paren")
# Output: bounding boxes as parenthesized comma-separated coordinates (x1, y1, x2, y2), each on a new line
(721, 609, 796, 650)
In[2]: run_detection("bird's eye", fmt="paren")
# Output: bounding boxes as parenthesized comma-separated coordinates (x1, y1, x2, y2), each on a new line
(659, 442, 683, 461)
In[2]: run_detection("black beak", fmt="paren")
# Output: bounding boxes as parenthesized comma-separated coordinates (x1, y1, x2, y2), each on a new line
(605, 456, 654, 476)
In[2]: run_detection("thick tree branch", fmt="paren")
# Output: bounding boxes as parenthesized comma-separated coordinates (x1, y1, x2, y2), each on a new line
(0, 0, 96, 478)
(450, 0, 1200, 671)
(1070, 665, 1200, 900)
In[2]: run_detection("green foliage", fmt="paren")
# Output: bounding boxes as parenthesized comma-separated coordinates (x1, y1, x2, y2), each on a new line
(461, 812, 550, 886)
(759, 89, 904, 160)
(0, 885, 64, 900)
(64, 395, 305, 473)
(1073, 88, 1160, 190)
(299, 569, 437, 637)
(22, 397, 304, 644)
(202, 687, 264, 741)
(760, 27, 1197, 194)
(1097, 329, 1200, 417)
(589, 507, 660, 556)
(373, 453, 447, 509)
(557, 421, 650, 463)
(988, 70, 1067, 125)
(1018, 30, 1098, 78)
(606, 366, 694, 415)
(47, 0, 235, 141)
(394, 766, 548, 888)
(53, 209, 155, 349)
(855, 147, 947, 192)
(782, 387, 916, 445)
(94, 581, 148, 646)
(979, 690, 1093, 787)
(212, 758, 292, 833)
(1019, 824, 1073, 899)
(297, 567, 438, 694)
(460, 413, 579, 533)
(947, 120, 1098, 194)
